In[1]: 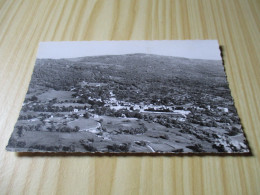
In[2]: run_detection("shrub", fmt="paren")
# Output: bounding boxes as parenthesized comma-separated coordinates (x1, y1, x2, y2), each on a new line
(74, 126, 80, 132)
(107, 143, 131, 152)
(225, 126, 240, 136)
(231, 116, 239, 123)
(16, 126, 24, 137)
(212, 143, 226, 152)
(159, 134, 169, 140)
(17, 141, 26, 147)
(45, 146, 59, 152)
(172, 148, 184, 152)
(58, 126, 76, 132)
(62, 146, 70, 152)
(82, 144, 97, 152)
(122, 127, 147, 135)
(30, 95, 38, 101)
(83, 112, 90, 119)
(186, 144, 205, 152)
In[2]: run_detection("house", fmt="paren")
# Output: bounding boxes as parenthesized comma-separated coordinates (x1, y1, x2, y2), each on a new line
(217, 107, 229, 113)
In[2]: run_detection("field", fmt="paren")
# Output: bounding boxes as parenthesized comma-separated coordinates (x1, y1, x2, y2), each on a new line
(6, 54, 250, 153)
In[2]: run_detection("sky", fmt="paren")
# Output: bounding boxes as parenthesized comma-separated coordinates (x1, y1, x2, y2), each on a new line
(37, 40, 221, 60)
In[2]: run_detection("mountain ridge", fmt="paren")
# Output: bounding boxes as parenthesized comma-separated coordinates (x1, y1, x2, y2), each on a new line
(37, 53, 222, 64)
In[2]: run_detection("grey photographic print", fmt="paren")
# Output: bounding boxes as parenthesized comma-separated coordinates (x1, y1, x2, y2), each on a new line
(6, 40, 250, 154)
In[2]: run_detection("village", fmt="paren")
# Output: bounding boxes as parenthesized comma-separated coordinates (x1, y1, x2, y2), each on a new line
(20, 79, 232, 136)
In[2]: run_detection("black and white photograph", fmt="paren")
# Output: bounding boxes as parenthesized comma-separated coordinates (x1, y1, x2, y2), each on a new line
(6, 40, 250, 153)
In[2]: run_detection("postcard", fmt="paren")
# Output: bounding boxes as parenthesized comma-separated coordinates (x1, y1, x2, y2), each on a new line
(6, 40, 250, 153)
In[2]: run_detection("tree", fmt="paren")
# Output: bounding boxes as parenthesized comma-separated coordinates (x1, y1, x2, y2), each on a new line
(17, 126, 23, 137)
(134, 112, 143, 119)
(83, 112, 90, 118)
(74, 126, 80, 132)
(30, 95, 38, 101)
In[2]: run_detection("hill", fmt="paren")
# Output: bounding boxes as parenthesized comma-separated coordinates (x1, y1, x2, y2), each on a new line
(34, 53, 225, 90)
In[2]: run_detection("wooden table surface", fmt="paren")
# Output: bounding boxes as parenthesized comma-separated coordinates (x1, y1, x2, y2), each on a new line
(0, 0, 259, 194)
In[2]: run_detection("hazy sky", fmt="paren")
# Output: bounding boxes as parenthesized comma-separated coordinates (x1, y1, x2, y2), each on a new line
(37, 40, 221, 60)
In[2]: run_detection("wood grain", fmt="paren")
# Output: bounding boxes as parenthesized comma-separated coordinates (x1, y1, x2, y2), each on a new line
(0, 0, 259, 194)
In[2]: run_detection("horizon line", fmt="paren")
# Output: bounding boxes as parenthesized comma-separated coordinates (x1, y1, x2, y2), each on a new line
(36, 53, 222, 61)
